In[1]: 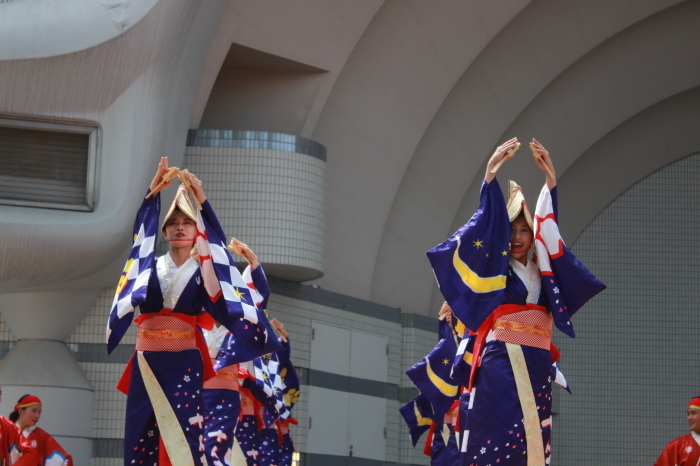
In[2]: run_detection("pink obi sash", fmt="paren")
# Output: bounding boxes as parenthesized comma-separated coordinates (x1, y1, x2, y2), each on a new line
(467, 303, 560, 392)
(116, 308, 216, 395)
(136, 316, 197, 351)
(203, 363, 240, 391)
(492, 309, 552, 350)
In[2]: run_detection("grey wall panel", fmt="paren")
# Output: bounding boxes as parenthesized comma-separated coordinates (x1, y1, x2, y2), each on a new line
(310, 321, 351, 375)
(306, 386, 350, 457)
(348, 393, 386, 461)
(554, 151, 700, 464)
(350, 329, 388, 383)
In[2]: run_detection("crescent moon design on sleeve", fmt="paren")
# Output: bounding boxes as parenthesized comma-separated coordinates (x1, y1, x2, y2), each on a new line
(453, 238, 507, 293)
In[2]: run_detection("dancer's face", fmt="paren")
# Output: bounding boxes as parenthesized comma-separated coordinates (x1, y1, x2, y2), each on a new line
(163, 210, 196, 249)
(510, 217, 532, 265)
(19, 405, 41, 428)
(688, 408, 700, 434)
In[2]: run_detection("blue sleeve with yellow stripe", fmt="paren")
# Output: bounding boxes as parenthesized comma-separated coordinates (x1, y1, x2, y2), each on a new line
(426, 178, 511, 331)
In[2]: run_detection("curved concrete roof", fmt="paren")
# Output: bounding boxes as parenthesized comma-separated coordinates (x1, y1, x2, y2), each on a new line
(193, 0, 699, 317)
(2, 0, 698, 320)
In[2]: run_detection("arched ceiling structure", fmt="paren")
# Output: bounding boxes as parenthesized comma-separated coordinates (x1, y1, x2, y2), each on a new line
(192, 0, 700, 317)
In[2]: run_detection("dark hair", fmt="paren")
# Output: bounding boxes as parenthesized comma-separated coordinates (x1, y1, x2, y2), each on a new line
(512, 212, 533, 232)
(8, 394, 31, 423)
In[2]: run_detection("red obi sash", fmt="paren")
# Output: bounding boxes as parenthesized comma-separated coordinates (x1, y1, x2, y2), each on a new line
(116, 308, 216, 395)
(203, 363, 240, 391)
(467, 303, 560, 392)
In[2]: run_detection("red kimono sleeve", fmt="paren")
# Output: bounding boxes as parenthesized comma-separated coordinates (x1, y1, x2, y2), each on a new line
(12, 432, 38, 466)
(0, 417, 36, 466)
(32, 428, 72, 466)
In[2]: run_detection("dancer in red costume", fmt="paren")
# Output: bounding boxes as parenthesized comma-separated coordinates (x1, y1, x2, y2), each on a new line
(655, 397, 700, 466)
(9, 395, 71, 466)
(0, 386, 36, 466)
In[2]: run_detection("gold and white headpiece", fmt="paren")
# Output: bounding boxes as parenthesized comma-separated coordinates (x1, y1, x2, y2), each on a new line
(506, 180, 533, 231)
(161, 184, 198, 232)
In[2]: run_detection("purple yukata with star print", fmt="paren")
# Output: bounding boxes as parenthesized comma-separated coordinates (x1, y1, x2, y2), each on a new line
(113, 192, 274, 466)
(428, 179, 605, 465)
(203, 264, 272, 466)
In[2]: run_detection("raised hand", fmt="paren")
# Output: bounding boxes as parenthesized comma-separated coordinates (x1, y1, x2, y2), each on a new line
(270, 318, 288, 341)
(485, 138, 520, 182)
(529, 138, 556, 188)
(438, 301, 454, 326)
(147, 157, 179, 197)
(184, 171, 207, 204)
(227, 238, 259, 269)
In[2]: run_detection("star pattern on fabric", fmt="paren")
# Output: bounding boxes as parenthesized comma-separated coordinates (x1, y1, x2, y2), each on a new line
(473, 239, 484, 248)
(442, 358, 450, 366)
(233, 287, 247, 301)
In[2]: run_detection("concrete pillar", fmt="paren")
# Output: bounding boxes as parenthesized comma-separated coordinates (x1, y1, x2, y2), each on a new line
(0, 289, 100, 465)
(185, 130, 328, 282)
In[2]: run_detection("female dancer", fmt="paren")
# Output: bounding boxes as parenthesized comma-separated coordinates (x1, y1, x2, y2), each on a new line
(0, 386, 36, 465)
(107, 158, 274, 466)
(9, 395, 72, 466)
(428, 138, 605, 465)
(203, 238, 270, 466)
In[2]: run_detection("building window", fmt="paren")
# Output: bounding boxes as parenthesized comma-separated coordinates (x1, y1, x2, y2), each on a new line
(0, 116, 99, 211)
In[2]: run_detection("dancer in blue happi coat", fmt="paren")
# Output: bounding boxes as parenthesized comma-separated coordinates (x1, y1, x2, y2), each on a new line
(203, 238, 272, 466)
(401, 301, 464, 466)
(236, 318, 300, 466)
(277, 416, 298, 466)
(427, 138, 605, 465)
(427, 304, 461, 466)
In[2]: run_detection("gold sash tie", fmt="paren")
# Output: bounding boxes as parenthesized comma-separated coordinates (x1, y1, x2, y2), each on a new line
(137, 328, 195, 339)
(492, 320, 552, 338)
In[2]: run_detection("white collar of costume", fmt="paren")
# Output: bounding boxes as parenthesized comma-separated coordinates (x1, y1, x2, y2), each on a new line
(204, 324, 230, 357)
(157, 254, 198, 309)
(15, 422, 36, 438)
(692, 431, 700, 447)
(510, 257, 541, 304)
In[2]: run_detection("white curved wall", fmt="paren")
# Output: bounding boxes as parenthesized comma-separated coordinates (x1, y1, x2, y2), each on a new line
(185, 131, 327, 281)
(0, 1, 228, 294)
(0, 0, 158, 60)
